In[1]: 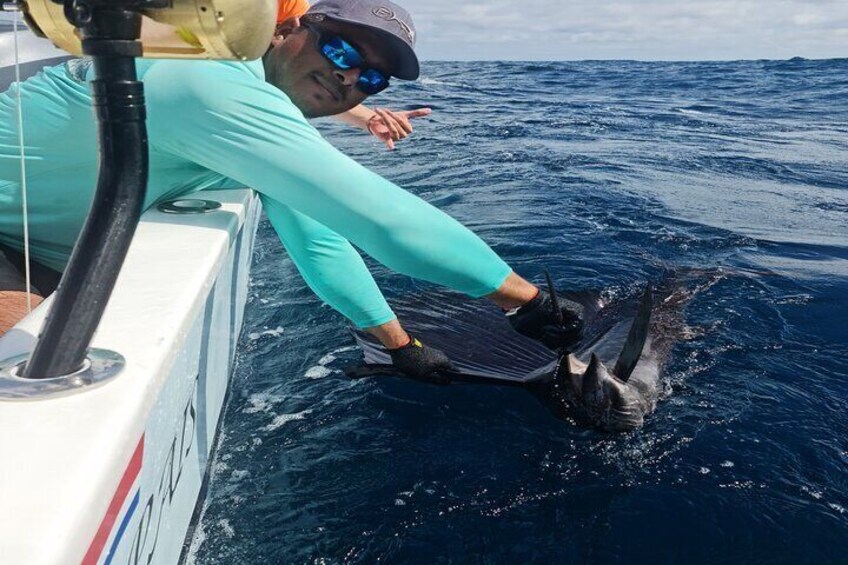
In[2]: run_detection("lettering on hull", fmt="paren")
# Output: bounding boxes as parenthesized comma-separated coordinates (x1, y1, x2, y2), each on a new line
(128, 373, 199, 565)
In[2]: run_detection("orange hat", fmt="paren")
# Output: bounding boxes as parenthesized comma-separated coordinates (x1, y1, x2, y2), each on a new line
(277, 0, 311, 23)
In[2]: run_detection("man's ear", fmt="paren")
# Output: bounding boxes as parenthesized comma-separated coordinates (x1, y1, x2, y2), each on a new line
(272, 16, 302, 45)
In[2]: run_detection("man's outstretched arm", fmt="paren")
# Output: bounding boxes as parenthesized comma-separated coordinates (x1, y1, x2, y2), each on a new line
(336, 104, 432, 150)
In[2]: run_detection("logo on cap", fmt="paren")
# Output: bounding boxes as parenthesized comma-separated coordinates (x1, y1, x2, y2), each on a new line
(372, 6, 415, 43)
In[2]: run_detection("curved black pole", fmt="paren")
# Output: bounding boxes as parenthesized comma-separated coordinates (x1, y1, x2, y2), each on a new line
(23, 4, 147, 378)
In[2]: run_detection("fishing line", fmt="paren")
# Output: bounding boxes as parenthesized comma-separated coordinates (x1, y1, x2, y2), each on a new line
(11, 4, 34, 312)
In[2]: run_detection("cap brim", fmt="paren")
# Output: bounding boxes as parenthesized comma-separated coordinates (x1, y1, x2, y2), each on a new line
(368, 27, 419, 80)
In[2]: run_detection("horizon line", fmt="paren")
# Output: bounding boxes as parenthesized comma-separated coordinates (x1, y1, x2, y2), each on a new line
(417, 56, 847, 64)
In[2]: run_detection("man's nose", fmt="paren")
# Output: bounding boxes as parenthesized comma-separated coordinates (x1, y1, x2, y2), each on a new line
(333, 66, 361, 87)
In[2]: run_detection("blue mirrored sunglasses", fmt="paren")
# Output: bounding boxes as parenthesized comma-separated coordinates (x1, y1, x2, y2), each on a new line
(304, 23, 390, 95)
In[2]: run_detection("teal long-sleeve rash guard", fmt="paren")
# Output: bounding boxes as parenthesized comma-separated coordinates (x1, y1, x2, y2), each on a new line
(0, 58, 511, 328)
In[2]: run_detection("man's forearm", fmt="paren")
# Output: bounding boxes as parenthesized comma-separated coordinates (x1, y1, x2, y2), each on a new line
(336, 104, 376, 131)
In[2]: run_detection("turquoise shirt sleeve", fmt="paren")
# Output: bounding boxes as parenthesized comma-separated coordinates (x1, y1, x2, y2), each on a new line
(142, 59, 512, 326)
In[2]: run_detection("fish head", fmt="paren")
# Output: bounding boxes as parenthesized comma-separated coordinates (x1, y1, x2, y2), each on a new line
(579, 353, 650, 432)
(544, 352, 655, 432)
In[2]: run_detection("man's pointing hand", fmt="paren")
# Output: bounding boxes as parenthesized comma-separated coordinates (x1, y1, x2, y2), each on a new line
(367, 107, 432, 150)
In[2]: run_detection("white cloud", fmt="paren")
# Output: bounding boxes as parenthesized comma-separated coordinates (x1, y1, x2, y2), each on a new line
(400, 0, 848, 60)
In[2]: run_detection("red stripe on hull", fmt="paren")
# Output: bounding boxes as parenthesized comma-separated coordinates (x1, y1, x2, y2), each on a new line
(81, 435, 144, 565)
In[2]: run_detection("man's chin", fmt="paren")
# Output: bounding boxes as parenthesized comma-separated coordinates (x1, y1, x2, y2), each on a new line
(288, 89, 358, 119)
(292, 97, 339, 119)
(299, 105, 322, 119)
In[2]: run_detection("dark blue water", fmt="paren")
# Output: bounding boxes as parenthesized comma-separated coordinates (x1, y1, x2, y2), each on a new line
(188, 60, 848, 563)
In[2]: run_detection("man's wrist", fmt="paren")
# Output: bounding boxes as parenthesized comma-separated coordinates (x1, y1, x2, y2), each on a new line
(365, 318, 411, 349)
(366, 114, 381, 136)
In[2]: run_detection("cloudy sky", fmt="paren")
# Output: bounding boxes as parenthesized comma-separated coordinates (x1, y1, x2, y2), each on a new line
(401, 0, 848, 61)
(2, 1, 846, 61)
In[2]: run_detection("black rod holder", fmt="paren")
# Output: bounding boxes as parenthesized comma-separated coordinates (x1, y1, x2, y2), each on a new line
(22, 3, 148, 378)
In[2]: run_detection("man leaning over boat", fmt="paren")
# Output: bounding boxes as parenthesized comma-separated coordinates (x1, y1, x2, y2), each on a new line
(0, 0, 584, 380)
(275, 0, 431, 150)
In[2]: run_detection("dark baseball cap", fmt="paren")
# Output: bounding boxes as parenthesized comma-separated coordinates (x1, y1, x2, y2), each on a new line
(307, 0, 420, 80)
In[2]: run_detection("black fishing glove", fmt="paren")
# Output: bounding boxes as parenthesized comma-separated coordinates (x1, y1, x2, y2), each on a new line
(507, 290, 584, 350)
(389, 336, 453, 384)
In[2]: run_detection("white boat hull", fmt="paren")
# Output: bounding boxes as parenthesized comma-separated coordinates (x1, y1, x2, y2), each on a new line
(0, 189, 260, 565)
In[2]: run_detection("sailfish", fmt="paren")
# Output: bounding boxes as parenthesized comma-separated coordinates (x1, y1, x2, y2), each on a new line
(347, 270, 711, 432)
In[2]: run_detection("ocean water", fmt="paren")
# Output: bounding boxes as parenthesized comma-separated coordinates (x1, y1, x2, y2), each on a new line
(188, 60, 848, 563)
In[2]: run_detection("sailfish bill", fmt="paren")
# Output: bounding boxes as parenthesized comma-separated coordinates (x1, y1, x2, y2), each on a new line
(613, 284, 653, 382)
